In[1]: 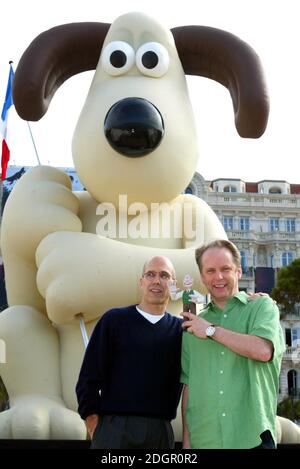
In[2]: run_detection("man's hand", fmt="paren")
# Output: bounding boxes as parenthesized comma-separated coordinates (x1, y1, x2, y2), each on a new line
(181, 311, 211, 338)
(247, 292, 277, 304)
(247, 292, 269, 300)
(168, 280, 181, 300)
(189, 292, 206, 304)
(85, 414, 99, 439)
(188, 294, 198, 303)
(182, 311, 274, 362)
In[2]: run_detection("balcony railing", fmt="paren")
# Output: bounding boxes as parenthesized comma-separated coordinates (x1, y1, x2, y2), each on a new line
(224, 229, 300, 243)
(208, 193, 300, 208)
(288, 388, 300, 398)
(283, 346, 300, 363)
(278, 389, 300, 403)
(280, 308, 300, 319)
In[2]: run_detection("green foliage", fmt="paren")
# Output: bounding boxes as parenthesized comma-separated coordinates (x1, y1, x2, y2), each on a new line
(277, 396, 300, 421)
(271, 259, 300, 316)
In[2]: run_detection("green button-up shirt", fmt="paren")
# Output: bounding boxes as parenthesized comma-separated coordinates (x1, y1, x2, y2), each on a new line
(181, 292, 285, 449)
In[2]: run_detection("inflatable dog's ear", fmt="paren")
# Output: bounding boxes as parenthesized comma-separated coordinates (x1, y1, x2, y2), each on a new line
(13, 21, 269, 137)
(171, 26, 269, 137)
(13, 23, 110, 121)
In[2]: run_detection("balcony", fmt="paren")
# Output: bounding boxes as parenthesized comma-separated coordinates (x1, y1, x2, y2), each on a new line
(278, 388, 300, 402)
(257, 231, 298, 241)
(224, 229, 300, 243)
(289, 388, 300, 398)
(208, 193, 300, 208)
(281, 307, 300, 320)
(282, 346, 300, 363)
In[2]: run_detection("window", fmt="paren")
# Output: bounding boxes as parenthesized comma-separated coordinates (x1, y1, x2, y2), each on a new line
(286, 219, 296, 232)
(184, 186, 193, 195)
(240, 217, 250, 231)
(224, 185, 237, 193)
(223, 216, 233, 230)
(269, 187, 282, 194)
(240, 250, 247, 273)
(269, 218, 279, 231)
(281, 251, 293, 266)
(287, 370, 298, 396)
(292, 328, 300, 347)
(286, 328, 292, 347)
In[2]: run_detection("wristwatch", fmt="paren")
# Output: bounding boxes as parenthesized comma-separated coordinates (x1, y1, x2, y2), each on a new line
(205, 324, 216, 338)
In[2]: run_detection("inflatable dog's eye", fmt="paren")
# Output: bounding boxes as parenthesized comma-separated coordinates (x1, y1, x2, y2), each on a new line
(136, 42, 169, 77)
(101, 41, 135, 76)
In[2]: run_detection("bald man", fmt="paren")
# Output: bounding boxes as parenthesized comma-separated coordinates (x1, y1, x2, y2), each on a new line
(76, 256, 182, 449)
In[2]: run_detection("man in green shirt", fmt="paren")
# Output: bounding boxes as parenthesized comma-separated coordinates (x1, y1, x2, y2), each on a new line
(181, 239, 285, 449)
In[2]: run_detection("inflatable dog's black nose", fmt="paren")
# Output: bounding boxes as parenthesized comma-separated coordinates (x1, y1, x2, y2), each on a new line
(104, 98, 164, 157)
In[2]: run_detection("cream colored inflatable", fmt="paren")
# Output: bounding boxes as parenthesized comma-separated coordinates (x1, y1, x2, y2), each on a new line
(276, 416, 300, 444)
(0, 11, 296, 444)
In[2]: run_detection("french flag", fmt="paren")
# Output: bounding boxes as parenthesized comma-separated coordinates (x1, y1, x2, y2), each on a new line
(1, 64, 14, 180)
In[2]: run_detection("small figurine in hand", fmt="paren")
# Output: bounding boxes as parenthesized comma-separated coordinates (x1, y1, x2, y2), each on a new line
(168, 274, 205, 315)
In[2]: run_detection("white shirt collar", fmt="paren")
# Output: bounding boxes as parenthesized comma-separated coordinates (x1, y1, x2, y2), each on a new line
(136, 306, 165, 324)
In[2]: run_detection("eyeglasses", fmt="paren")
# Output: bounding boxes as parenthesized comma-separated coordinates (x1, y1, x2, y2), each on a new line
(143, 271, 173, 281)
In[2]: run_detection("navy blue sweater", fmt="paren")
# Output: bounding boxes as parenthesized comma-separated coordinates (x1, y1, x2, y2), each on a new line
(76, 305, 183, 421)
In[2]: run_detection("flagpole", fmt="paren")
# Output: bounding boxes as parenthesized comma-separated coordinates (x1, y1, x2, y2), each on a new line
(9, 61, 42, 167)
(26, 121, 41, 165)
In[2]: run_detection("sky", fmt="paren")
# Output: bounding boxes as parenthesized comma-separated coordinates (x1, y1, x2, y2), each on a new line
(1, 0, 299, 184)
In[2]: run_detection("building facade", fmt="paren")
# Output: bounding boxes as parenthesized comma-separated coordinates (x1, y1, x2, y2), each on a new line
(187, 173, 300, 403)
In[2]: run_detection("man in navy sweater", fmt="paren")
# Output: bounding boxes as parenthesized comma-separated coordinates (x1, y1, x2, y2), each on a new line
(76, 256, 183, 449)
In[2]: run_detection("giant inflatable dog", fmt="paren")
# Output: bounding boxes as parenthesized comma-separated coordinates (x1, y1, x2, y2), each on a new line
(1, 12, 294, 442)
